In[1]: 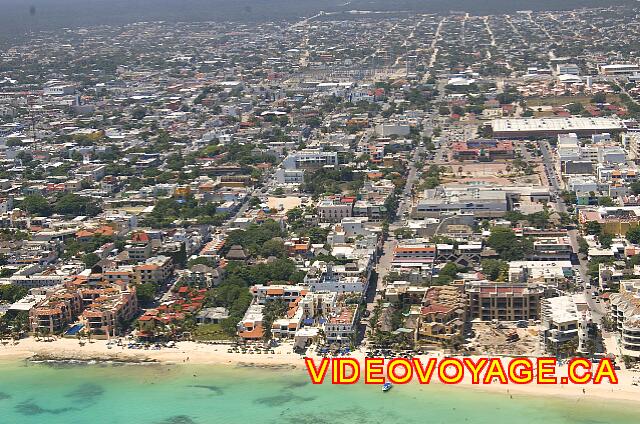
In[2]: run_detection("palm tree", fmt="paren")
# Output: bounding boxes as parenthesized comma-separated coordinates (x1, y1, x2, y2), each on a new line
(11, 325, 21, 343)
(317, 329, 326, 345)
(116, 317, 127, 337)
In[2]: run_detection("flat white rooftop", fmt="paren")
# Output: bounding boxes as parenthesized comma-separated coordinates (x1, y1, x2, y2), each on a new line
(491, 117, 624, 133)
(544, 295, 580, 324)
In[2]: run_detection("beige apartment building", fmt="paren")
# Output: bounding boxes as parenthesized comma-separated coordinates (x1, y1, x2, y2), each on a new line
(466, 281, 544, 321)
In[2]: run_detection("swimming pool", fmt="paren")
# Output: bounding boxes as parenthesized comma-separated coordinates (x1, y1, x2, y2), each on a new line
(65, 324, 84, 336)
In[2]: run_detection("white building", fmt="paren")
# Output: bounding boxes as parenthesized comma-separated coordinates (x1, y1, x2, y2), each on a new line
(623, 132, 640, 160)
(592, 133, 611, 143)
(317, 198, 353, 223)
(491, 117, 625, 138)
(541, 294, 591, 353)
(324, 304, 358, 344)
(282, 149, 338, 170)
(414, 187, 508, 218)
(598, 146, 627, 165)
(530, 237, 574, 261)
(375, 122, 411, 137)
(304, 263, 367, 294)
(339, 217, 369, 237)
(557, 64, 580, 75)
(568, 176, 599, 193)
(275, 168, 305, 184)
(557, 133, 580, 162)
(609, 281, 640, 357)
(599, 63, 640, 76)
(508, 260, 573, 291)
(43, 85, 75, 96)
(0, 275, 66, 288)
(251, 284, 309, 305)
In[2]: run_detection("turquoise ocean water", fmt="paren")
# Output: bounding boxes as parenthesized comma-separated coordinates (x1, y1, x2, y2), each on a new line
(0, 360, 636, 424)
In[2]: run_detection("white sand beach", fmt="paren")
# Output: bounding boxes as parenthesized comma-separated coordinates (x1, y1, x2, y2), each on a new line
(1, 337, 639, 403)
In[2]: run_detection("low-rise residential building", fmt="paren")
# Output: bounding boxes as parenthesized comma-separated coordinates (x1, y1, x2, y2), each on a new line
(182, 264, 224, 288)
(79, 281, 138, 338)
(251, 284, 309, 305)
(275, 168, 305, 184)
(578, 207, 640, 235)
(282, 149, 338, 170)
(317, 196, 354, 223)
(529, 237, 573, 261)
(509, 260, 573, 292)
(451, 139, 514, 161)
(417, 285, 467, 347)
(391, 241, 436, 277)
(134, 256, 174, 285)
(28, 277, 138, 336)
(304, 262, 367, 294)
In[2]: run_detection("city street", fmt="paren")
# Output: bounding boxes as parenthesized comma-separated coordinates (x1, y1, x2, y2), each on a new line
(539, 141, 605, 324)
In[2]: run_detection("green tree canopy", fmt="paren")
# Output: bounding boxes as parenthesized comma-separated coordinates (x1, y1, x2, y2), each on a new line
(261, 238, 287, 259)
(261, 299, 289, 341)
(591, 92, 607, 104)
(486, 227, 532, 261)
(627, 227, 640, 244)
(597, 197, 614, 207)
(481, 259, 509, 281)
(136, 283, 157, 305)
(20, 194, 52, 216)
(584, 221, 602, 236)
(432, 262, 460, 285)
(188, 257, 218, 269)
(225, 220, 284, 257)
(0, 285, 28, 302)
(630, 181, 640, 195)
(82, 253, 101, 269)
(439, 262, 459, 279)
(599, 234, 613, 249)
(53, 194, 101, 216)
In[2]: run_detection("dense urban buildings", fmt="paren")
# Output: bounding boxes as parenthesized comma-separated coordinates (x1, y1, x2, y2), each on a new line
(1, 3, 640, 391)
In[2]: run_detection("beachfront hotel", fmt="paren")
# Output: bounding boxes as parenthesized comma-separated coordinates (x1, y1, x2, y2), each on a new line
(238, 283, 360, 344)
(416, 285, 467, 348)
(79, 282, 138, 338)
(29, 277, 138, 337)
(540, 294, 592, 353)
(324, 304, 358, 344)
(28, 287, 83, 334)
(610, 281, 640, 357)
(466, 280, 544, 321)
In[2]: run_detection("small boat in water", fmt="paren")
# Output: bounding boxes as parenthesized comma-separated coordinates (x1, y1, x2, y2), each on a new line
(382, 382, 392, 392)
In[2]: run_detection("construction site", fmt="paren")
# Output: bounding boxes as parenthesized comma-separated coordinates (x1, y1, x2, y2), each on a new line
(465, 321, 544, 356)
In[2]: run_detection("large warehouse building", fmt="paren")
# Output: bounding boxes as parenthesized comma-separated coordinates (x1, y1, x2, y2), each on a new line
(490, 117, 625, 138)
